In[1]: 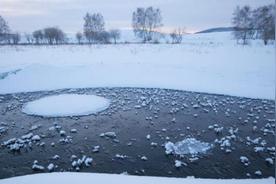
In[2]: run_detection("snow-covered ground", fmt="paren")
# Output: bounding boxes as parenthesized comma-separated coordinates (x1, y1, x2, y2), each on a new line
(0, 32, 274, 99)
(0, 173, 273, 184)
(22, 94, 110, 117)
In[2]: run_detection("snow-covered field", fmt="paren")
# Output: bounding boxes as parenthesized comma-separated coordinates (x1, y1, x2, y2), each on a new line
(0, 173, 273, 184)
(0, 32, 274, 99)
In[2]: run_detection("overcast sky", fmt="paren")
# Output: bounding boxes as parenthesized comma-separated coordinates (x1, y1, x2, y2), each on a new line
(0, 0, 274, 33)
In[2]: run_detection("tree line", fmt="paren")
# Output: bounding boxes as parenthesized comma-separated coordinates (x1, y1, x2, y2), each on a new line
(232, 4, 275, 45)
(0, 16, 21, 44)
(0, 6, 185, 45)
(0, 4, 275, 45)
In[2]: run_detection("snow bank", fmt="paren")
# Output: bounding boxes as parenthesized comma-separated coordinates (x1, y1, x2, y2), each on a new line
(22, 94, 110, 117)
(0, 32, 274, 99)
(0, 173, 273, 184)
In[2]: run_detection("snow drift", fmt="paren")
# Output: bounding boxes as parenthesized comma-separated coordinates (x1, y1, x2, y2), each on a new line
(0, 173, 273, 184)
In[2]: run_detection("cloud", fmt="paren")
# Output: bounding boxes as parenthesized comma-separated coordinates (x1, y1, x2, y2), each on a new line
(0, 0, 75, 16)
(1, 8, 45, 17)
(0, 0, 45, 16)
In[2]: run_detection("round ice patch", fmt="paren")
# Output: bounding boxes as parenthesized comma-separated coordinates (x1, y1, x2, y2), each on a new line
(22, 94, 110, 117)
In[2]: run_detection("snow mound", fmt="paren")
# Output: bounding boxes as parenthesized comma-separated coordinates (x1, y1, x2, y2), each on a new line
(165, 138, 212, 156)
(0, 173, 273, 184)
(22, 94, 110, 117)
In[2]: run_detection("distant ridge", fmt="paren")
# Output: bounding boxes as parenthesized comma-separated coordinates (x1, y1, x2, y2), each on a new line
(196, 27, 234, 34)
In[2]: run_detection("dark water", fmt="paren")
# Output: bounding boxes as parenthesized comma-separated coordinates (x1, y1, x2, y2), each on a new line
(0, 88, 274, 179)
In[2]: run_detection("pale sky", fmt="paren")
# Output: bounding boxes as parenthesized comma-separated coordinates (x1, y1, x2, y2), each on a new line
(0, 0, 274, 34)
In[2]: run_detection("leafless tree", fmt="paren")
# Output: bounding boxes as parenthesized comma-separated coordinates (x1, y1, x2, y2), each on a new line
(232, 6, 254, 45)
(109, 29, 121, 44)
(76, 32, 83, 44)
(33, 30, 44, 44)
(97, 31, 111, 44)
(132, 7, 163, 42)
(2, 34, 12, 44)
(170, 28, 185, 44)
(43, 27, 66, 45)
(11, 33, 21, 45)
(25, 33, 34, 44)
(252, 5, 275, 45)
(152, 31, 164, 43)
(0, 15, 10, 43)
(232, 5, 275, 45)
(83, 13, 105, 43)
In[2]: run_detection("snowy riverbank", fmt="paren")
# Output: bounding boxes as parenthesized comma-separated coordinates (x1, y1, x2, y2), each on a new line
(0, 173, 274, 184)
(0, 32, 274, 99)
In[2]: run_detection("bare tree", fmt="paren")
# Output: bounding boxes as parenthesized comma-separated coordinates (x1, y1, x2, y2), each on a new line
(232, 6, 254, 45)
(253, 5, 275, 45)
(25, 33, 34, 44)
(54, 28, 66, 44)
(83, 13, 105, 43)
(0, 16, 9, 35)
(0, 16, 10, 43)
(145, 7, 162, 41)
(132, 8, 146, 41)
(76, 32, 83, 44)
(98, 31, 111, 44)
(109, 29, 121, 44)
(170, 28, 185, 44)
(11, 33, 21, 45)
(43, 27, 66, 45)
(3, 34, 12, 44)
(132, 7, 163, 42)
(43, 28, 54, 44)
(232, 5, 275, 45)
(152, 32, 164, 44)
(33, 30, 44, 44)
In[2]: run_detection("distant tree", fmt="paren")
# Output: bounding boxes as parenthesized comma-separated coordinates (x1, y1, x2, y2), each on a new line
(83, 13, 105, 43)
(170, 32, 177, 44)
(132, 7, 163, 42)
(76, 32, 83, 44)
(43, 28, 54, 44)
(11, 32, 21, 45)
(25, 33, 34, 44)
(33, 30, 44, 44)
(0, 16, 10, 43)
(0, 16, 9, 34)
(152, 32, 165, 43)
(43, 27, 66, 45)
(132, 8, 146, 41)
(2, 34, 12, 44)
(232, 6, 254, 45)
(54, 28, 66, 44)
(145, 7, 162, 41)
(170, 28, 185, 44)
(109, 29, 121, 44)
(252, 5, 275, 45)
(98, 31, 111, 43)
